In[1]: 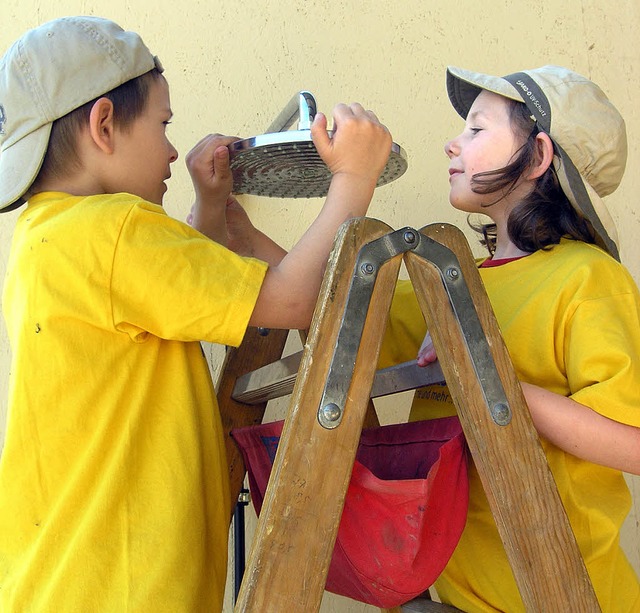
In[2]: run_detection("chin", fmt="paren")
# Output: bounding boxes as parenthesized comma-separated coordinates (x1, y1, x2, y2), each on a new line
(148, 191, 165, 206)
(449, 195, 481, 214)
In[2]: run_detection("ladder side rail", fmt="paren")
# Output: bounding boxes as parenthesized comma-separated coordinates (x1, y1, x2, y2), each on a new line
(404, 223, 600, 612)
(216, 326, 290, 522)
(234, 218, 403, 612)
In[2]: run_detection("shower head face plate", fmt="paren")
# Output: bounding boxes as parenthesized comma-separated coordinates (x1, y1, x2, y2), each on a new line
(229, 130, 408, 199)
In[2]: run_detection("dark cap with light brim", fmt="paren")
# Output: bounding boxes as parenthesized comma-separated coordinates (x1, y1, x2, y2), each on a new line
(446, 65, 627, 261)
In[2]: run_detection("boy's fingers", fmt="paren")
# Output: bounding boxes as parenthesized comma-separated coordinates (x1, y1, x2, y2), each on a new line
(212, 145, 231, 179)
(364, 108, 381, 122)
(310, 112, 330, 157)
(186, 134, 239, 168)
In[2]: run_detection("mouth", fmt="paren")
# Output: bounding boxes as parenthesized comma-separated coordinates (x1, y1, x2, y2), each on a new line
(448, 168, 463, 181)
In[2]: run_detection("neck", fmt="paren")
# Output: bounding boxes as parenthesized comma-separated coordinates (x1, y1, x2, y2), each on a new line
(492, 224, 531, 259)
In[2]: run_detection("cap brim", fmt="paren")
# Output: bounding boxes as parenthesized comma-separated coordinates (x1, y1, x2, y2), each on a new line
(446, 66, 522, 119)
(0, 122, 52, 212)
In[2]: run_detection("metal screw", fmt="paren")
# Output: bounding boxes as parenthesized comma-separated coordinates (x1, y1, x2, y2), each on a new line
(445, 266, 460, 281)
(360, 262, 375, 276)
(403, 230, 417, 244)
(321, 403, 341, 422)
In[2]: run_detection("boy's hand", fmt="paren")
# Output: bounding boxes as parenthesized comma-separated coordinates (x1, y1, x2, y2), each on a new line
(311, 103, 392, 187)
(186, 133, 238, 200)
(186, 133, 239, 244)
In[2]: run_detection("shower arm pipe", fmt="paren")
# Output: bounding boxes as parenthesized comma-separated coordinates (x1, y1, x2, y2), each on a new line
(265, 91, 317, 133)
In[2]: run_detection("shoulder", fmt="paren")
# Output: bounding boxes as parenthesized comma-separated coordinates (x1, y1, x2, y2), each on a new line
(539, 240, 637, 295)
(482, 239, 636, 294)
(72, 194, 188, 243)
(22, 191, 165, 227)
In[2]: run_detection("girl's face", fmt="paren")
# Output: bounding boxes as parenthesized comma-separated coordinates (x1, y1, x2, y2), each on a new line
(444, 90, 528, 218)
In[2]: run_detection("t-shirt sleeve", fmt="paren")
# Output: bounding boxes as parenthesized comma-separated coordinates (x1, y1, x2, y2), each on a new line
(566, 284, 640, 428)
(109, 201, 268, 347)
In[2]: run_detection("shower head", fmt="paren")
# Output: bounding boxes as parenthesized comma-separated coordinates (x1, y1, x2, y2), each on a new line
(228, 91, 408, 199)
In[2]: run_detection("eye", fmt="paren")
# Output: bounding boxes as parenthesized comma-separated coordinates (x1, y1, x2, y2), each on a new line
(470, 127, 482, 135)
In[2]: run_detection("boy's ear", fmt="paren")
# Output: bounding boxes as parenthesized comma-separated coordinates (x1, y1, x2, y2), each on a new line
(88, 98, 117, 154)
(527, 132, 554, 180)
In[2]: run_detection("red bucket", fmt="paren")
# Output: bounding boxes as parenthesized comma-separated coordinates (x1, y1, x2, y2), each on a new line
(231, 416, 469, 608)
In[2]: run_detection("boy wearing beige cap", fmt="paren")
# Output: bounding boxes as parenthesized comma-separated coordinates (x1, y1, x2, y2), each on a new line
(380, 66, 640, 611)
(0, 16, 392, 612)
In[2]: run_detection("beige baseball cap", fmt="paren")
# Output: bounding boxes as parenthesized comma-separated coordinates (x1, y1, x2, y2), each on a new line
(0, 16, 163, 212)
(446, 65, 627, 260)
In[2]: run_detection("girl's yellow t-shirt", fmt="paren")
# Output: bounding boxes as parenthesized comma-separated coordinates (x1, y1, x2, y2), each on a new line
(0, 192, 268, 612)
(379, 239, 640, 612)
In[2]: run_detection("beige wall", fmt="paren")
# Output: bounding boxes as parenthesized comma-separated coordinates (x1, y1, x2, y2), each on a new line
(1, 1, 638, 610)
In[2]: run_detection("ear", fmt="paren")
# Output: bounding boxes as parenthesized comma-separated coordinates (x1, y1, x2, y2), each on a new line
(88, 98, 116, 154)
(527, 131, 554, 180)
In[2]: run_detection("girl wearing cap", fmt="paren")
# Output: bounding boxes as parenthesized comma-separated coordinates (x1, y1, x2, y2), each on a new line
(379, 66, 640, 611)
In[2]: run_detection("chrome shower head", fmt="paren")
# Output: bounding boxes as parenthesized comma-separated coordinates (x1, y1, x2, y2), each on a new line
(229, 91, 408, 198)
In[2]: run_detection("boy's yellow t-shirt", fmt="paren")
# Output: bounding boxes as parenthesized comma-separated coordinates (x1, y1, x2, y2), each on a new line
(0, 192, 268, 612)
(379, 239, 640, 612)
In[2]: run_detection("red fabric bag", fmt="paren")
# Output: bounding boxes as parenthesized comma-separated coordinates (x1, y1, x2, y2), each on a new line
(231, 416, 469, 608)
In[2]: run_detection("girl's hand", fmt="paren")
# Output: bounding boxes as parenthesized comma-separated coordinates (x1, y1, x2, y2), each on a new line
(187, 196, 254, 253)
(417, 331, 438, 366)
(225, 196, 256, 256)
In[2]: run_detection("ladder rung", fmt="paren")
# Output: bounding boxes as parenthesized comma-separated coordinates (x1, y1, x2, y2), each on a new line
(231, 353, 445, 404)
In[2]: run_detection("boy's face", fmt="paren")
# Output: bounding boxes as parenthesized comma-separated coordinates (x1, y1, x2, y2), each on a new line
(111, 76, 178, 205)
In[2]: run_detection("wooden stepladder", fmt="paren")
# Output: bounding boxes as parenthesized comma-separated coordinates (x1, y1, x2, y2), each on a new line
(217, 217, 601, 612)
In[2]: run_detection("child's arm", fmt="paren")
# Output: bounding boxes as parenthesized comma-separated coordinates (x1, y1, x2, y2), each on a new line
(416, 330, 640, 474)
(223, 196, 287, 266)
(248, 103, 392, 330)
(186, 103, 391, 326)
(522, 383, 640, 475)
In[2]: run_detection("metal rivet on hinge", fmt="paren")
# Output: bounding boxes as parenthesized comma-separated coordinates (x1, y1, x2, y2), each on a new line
(491, 402, 512, 426)
(403, 230, 417, 244)
(320, 403, 341, 423)
(360, 262, 376, 276)
(445, 266, 460, 281)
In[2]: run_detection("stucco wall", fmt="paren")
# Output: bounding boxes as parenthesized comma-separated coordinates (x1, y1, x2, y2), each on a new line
(1, 1, 638, 610)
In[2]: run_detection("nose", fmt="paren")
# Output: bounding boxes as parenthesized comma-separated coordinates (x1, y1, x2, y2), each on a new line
(444, 134, 460, 158)
(168, 141, 179, 163)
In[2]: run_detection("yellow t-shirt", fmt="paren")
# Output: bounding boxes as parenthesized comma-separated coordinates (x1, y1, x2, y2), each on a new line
(379, 239, 640, 612)
(0, 192, 268, 612)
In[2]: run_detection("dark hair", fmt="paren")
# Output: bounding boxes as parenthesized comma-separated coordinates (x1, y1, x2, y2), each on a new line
(468, 99, 596, 255)
(30, 68, 163, 191)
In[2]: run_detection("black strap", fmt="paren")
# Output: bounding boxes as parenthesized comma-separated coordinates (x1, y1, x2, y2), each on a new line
(503, 72, 552, 133)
